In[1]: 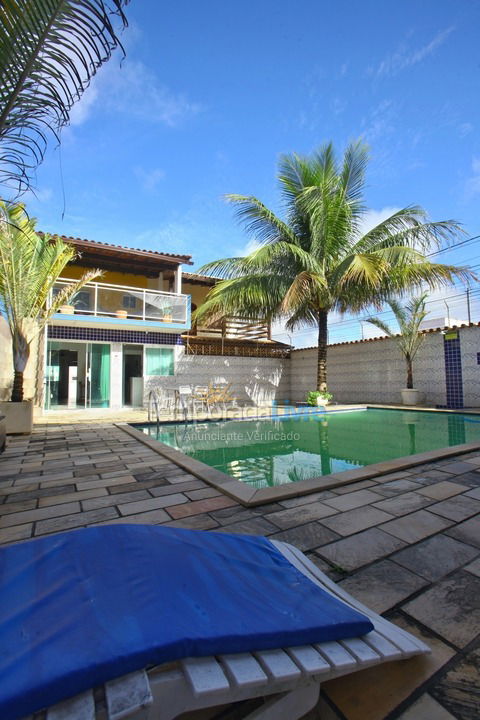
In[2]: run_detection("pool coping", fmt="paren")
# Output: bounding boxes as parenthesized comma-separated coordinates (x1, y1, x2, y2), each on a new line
(117, 412, 480, 506)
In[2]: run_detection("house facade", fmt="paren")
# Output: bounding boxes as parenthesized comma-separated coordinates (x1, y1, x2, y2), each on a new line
(29, 235, 289, 412)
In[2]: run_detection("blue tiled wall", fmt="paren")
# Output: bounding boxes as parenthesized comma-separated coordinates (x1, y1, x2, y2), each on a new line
(48, 326, 184, 345)
(443, 334, 464, 409)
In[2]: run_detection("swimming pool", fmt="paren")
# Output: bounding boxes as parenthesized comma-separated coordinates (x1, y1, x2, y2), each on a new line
(135, 408, 480, 490)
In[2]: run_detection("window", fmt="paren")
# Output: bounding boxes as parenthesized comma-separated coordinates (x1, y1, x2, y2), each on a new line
(74, 291, 91, 312)
(145, 347, 174, 376)
(123, 295, 137, 309)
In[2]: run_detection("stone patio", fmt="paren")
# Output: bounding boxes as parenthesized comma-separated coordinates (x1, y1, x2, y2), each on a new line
(1, 421, 479, 719)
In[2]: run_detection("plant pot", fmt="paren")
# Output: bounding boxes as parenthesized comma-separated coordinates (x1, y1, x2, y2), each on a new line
(59, 305, 74, 314)
(115, 309, 128, 319)
(163, 314, 173, 323)
(316, 397, 330, 406)
(0, 400, 33, 434)
(401, 389, 425, 406)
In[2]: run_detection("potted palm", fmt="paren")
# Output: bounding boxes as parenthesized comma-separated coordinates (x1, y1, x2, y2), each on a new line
(0, 203, 101, 433)
(366, 294, 428, 406)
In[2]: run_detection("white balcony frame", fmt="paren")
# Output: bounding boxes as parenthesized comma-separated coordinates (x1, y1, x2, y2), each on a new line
(52, 278, 189, 324)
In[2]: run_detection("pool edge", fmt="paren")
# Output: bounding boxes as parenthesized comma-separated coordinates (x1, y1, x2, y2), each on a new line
(116, 421, 480, 507)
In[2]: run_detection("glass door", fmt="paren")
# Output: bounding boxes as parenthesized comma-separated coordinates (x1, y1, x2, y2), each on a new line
(45, 341, 61, 409)
(86, 343, 111, 408)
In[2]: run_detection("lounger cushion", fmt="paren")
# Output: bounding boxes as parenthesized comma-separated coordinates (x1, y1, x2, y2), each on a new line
(0, 524, 373, 719)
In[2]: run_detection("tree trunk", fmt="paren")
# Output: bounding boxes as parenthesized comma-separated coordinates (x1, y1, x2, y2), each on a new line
(316, 309, 328, 391)
(11, 371, 24, 402)
(11, 329, 29, 402)
(406, 356, 413, 389)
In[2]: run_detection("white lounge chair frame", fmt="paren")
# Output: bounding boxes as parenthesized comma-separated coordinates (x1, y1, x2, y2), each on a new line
(32, 541, 430, 720)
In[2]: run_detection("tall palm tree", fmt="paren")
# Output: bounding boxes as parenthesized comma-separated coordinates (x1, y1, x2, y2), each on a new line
(0, 0, 129, 193)
(366, 294, 428, 390)
(195, 142, 472, 392)
(0, 202, 101, 401)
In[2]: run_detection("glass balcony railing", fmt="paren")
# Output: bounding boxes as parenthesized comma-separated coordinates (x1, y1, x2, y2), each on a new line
(51, 279, 189, 324)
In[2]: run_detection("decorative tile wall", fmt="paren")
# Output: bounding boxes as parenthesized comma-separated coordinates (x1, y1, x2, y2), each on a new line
(47, 326, 184, 345)
(290, 333, 447, 406)
(443, 334, 464, 409)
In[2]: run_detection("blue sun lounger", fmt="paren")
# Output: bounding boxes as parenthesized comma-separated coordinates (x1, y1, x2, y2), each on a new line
(0, 525, 430, 720)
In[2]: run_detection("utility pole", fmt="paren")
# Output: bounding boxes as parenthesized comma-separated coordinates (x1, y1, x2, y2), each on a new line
(467, 287, 472, 324)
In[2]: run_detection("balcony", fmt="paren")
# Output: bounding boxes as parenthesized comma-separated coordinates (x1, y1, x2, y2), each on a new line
(49, 279, 190, 330)
(184, 317, 291, 358)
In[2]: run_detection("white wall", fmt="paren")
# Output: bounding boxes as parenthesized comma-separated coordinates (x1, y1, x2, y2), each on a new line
(290, 331, 447, 406)
(144, 350, 290, 407)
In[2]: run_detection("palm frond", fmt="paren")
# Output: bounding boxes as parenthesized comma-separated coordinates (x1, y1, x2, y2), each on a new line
(225, 194, 297, 245)
(0, 0, 129, 193)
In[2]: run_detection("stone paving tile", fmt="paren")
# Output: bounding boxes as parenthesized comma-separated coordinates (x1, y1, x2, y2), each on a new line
(416, 480, 469, 500)
(95, 509, 171, 526)
(35, 507, 119, 535)
(323, 614, 455, 720)
(371, 479, 423, 497)
(0, 498, 37, 515)
(322, 489, 382, 512)
(76, 476, 134, 490)
(429, 644, 480, 720)
(213, 516, 279, 536)
(0, 501, 81, 528)
(149, 480, 205, 497)
(329, 479, 376, 494)
(396, 693, 456, 719)
(277, 490, 337, 508)
(440, 460, 479, 474)
(266, 502, 338, 530)
(320, 506, 393, 537)
(0, 523, 33, 544)
(464, 557, 480, 577)
(118, 493, 189, 516)
(317, 528, 407, 572)
(393, 534, 479, 581)
(464, 486, 480, 500)
(4, 483, 75, 501)
(161, 514, 220, 531)
(446, 471, 480, 488)
(403, 570, 480, 648)
(184, 487, 221, 501)
(270, 522, 340, 552)
(446, 515, 480, 548)
(166, 495, 238, 520)
(82, 490, 151, 511)
(372, 491, 433, 516)
(338, 559, 428, 613)
(38, 488, 108, 507)
(380, 509, 454, 544)
(429, 496, 480, 522)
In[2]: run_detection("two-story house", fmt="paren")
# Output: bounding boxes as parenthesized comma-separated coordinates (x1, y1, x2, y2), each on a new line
(41, 236, 289, 412)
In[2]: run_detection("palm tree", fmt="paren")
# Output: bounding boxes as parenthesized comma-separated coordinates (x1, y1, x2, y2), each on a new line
(365, 294, 428, 390)
(0, 0, 129, 193)
(0, 202, 101, 401)
(195, 142, 472, 392)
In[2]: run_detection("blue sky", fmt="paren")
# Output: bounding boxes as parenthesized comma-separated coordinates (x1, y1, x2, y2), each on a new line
(15, 0, 480, 344)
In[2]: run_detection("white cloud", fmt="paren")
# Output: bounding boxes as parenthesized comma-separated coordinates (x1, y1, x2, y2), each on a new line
(66, 41, 202, 128)
(69, 82, 99, 126)
(362, 99, 396, 142)
(23, 187, 53, 204)
(359, 206, 402, 235)
(465, 156, 480, 200)
(374, 26, 454, 78)
(134, 166, 166, 192)
(459, 122, 474, 138)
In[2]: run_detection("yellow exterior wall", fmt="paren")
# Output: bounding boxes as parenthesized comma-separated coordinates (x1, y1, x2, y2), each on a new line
(61, 264, 150, 289)
(182, 282, 212, 310)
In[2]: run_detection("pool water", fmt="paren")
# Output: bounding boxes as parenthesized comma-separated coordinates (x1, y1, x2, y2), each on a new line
(136, 409, 480, 489)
